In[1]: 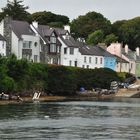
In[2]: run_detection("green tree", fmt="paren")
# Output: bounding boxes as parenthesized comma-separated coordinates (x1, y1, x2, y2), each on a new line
(112, 17, 140, 50)
(104, 33, 118, 46)
(31, 11, 69, 27)
(86, 30, 104, 45)
(1, 0, 30, 21)
(71, 11, 111, 39)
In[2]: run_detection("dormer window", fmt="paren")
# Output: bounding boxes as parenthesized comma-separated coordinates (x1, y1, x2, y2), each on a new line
(65, 35, 70, 40)
(50, 33, 56, 43)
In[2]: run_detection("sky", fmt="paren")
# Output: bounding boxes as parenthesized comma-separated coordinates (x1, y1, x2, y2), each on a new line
(0, 0, 140, 23)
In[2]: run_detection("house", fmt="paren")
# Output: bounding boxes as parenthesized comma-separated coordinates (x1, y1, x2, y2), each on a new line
(0, 17, 41, 62)
(31, 22, 61, 64)
(107, 43, 135, 74)
(114, 55, 129, 73)
(78, 45, 104, 69)
(0, 34, 6, 56)
(135, 47, 140, 77)
(95, 46, 116, 71)
(55, 26, 80, 67)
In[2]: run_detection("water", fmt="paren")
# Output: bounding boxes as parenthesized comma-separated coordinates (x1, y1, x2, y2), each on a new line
(0, 98, 140, 140)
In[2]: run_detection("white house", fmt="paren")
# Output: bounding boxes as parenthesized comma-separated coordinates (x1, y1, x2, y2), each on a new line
(0, 34, 6, 56)
(0, 17, 41, 62)
(78, 45, 104, 69)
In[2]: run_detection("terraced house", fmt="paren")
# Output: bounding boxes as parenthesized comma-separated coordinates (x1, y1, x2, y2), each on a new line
(1, 17, 140, 76)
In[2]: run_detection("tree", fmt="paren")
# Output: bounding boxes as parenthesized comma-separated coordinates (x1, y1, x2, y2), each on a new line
(86, 30, 104, 45)
(71, 11, 111, 39)
(112, 17, 140, 50)
(104, 33, 118, 46)
(1, 0, 30, 21)
(31, 11, 69, 27)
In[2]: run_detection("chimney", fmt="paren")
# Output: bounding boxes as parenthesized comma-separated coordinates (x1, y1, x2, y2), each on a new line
(125, 44, 128, 54)
(32, 21, 38, 29)
(64, 25, 70, 33)
(136, 47, 140, 56)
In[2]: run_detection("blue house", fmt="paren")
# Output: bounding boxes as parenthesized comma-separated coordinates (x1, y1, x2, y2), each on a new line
(96, 45, 117, 71)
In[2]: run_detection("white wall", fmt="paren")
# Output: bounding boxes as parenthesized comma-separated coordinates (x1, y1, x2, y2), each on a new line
(22, 35, 40, 62)
(78, 53, 104, 69)
(0, 20, 4, 36)
(11, 31, 19, 58)
(59, 37, 79, 66)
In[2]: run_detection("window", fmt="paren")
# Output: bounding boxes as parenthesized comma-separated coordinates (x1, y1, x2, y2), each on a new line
(87, 65, 89, 69)
(2, 41, 4, 48)
(64, 48, 67, 54)
(69, 60, 72, 66)
(50, 44, 57, 53)
(34, 55, 38, 62)
(89, 57, 91, 63)
(34, 42, 38, 47)
(23, 41, 32, 49)
(95, 57, 98, 64)
(125, 63, 127, 69)
(70, 48, 74, 55)
(82, 65, 85, 68)
(100, 58, 102, 64)
(50, 33, 56, 43)
(53, 58, 58, 64)
(84, 56, 86, 63)
(57, 46, 60, 53)
(50, 36, 56, 43)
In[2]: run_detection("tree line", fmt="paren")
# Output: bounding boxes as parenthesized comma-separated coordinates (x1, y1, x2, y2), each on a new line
(1, 0, 139, 50)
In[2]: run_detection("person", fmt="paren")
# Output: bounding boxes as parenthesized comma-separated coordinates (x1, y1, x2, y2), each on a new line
(17, 95, 23, 102)
(0, 92, 4, 100)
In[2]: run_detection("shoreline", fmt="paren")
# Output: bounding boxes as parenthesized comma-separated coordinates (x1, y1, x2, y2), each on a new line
(0, 90, 140, 105)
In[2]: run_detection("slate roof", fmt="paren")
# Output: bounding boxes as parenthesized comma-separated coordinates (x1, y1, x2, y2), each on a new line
(79, 45, 116, 57)
(54, 28, 69, 35)
(11, 20, 35, 38)
(0, 34, 6, 41)
(122, 48, 135, 60)
(38, 25, 54, 37)
(114, 55, 129, 63)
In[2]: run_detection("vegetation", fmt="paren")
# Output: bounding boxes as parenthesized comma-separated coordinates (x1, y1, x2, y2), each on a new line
(112, 17, 140, 50)
(0, 56, 130, 96)
(1, 0, 30, 21)
(86, 30, 104, 45)
(31, 11, 69, 27)
(70, 11, 112, 39)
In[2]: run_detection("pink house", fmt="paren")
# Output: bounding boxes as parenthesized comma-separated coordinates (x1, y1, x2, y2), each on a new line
(107, 43, 136, 74)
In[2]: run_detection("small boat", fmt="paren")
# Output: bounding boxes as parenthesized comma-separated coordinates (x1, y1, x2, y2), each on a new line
(32, 92, 41, 101)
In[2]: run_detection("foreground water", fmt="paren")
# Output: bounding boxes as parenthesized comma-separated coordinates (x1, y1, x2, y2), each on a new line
(0, 98, 140, 140)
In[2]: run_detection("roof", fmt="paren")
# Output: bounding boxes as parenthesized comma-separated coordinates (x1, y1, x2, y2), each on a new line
(79, 45, 116, 57)
(54, 28, 69, 35)
(0, 34, 6, 41)
(114, 55, 129, 63)
(11, 20, 35, 38)
(96, 45, 115, 57)
(122, 48, 135, 60)
(38, 25, 54, 37)
(60, 36, 80, 48)
(79, 45, 103, 56)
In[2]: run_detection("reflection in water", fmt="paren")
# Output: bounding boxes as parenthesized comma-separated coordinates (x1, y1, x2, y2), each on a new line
(0, 98, 140, 139)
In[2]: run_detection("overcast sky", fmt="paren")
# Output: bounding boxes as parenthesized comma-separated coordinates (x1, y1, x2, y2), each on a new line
(0, 0, 140, 23)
